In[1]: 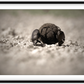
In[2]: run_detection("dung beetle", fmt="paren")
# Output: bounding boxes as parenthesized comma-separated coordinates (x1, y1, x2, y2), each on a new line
(31, 23, 65, 46)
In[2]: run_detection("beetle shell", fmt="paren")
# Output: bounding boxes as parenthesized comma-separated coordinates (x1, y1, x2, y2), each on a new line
(39, 23, 62, 44)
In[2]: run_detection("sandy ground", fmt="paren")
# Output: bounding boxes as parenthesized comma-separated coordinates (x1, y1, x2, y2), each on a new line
(0, 10, 84, 75)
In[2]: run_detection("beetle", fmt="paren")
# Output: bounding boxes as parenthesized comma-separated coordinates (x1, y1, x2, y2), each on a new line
(31, 23, 65, 46)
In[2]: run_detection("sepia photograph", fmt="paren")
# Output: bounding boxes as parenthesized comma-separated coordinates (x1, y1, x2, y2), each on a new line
(0, 9, 84, 75)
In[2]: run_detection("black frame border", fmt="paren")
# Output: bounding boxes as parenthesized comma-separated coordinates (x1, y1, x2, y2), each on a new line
(0, 1, 84, 4)
(0, 80, 84, 83)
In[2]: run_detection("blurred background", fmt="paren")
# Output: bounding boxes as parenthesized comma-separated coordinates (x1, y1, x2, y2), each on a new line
(0, 10, 84, 75)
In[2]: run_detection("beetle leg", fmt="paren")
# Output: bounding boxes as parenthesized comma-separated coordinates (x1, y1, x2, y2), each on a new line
(37, 40, 41, 43)
(58, 41, 63, 46)
(33, 40, 38, 46)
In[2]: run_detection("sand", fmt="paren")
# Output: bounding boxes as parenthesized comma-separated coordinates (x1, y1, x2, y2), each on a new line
(0, 10, 84, 75)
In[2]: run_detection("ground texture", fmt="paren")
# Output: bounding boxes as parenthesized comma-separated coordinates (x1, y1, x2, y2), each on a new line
(0, 10, 84, 75)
